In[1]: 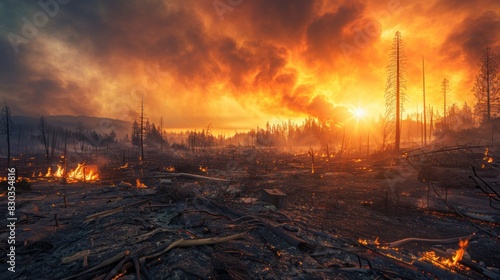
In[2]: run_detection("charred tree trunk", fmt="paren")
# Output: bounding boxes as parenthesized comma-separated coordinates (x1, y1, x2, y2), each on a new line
(39, 116, 49, 163)
(1, 103, 12, 167)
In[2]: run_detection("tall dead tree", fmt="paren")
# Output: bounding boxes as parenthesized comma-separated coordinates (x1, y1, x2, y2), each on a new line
(384, 31, 407, 151)
(0, 102, 13, 167)
(422, 56, 427, 146)
(473, 47, 499, 122)
(39, 116, 49, 163)
(442, 78, 450, 130)
(140, 95, 145, 162)
(160, 116, 163, 152)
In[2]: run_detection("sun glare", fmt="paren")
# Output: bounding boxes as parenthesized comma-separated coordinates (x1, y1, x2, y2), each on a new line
(352, 108, 366, 119)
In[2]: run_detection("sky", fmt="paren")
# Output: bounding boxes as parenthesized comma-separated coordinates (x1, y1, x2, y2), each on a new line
(0, 0, 499, 132)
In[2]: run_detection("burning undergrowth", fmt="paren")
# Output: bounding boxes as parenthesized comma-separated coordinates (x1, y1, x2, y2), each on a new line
(0, 145, 499, 279)
(39, 163, 100, 183)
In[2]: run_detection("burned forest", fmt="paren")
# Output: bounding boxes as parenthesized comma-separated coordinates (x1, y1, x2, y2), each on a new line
(0, 111, 499, 280)
(2, 1, 500, 279)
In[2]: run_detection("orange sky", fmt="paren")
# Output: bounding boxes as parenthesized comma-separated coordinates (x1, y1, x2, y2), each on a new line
(1, 0, 499, 132)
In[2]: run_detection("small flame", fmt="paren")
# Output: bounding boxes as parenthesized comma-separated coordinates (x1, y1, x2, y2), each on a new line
(135, 178, 147, 188)
(483, 148, 494, 163)
(54, 165, 64, 177)
(68, 164, 99, 182)
(46, 167, 52, 177)
(199, 166, 208, 172)
(165, 166, 176, 172)
(358, 239, 368, 245)
(452, 239, 469, 265)
(421, 238, 470, 267)
(118, 163, 129, 169)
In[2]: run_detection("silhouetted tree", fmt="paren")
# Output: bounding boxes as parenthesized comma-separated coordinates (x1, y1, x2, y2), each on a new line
(384, 31, 407, 151)
(473, 47, 499, 122)
(442, 78, 450, 130)
(38, 116, 49, 162)
(0, 102, 13, 167)
(131, 120, 140, 147)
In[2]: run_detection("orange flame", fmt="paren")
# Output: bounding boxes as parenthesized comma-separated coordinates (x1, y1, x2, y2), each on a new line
(54, 165, 64, 177)
(45, 163, 99, 182)
(135, 178, 147, 188)
(452, 239, 469, 265)
(67, 164, 99, 182)
(421, 238, 470, 268)
(199, 166, 208, 172)
(165, 165, 176, 172)
(358, 239, 368, 245)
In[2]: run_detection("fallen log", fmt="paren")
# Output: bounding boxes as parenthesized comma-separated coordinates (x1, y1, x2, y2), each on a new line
(62, 250, 129, 280)
(139, 260, 154, 280)
(133, 257, 142, 280)
(433, 248, 500, 280)
(385, 233, 476, 248)
(163, 172, 230, 182)
(132, 228, 175, 243)
(264, 223, 316, 252)
(412, 260, 469, 280)
(140, 233, 245, 262)
(61, 249, 90, 264)
(103, 257, 130, 280)
(85, 200, 149, 222)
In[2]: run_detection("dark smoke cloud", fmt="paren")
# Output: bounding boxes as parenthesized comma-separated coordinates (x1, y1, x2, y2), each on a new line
(441, 10, 500, 66)
(1, 0, 499, 129)
(305, 1, 367, 65)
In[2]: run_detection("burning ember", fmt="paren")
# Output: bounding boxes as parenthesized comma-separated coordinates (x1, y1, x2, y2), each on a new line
(135, 179, 147, 188)
(420, 238, 470, 268)
(45, 163, 99, 182)
(452, 239, 469, 265)
(483, 148, 494, 163)
(117, 163, 129, 169)
(165, 165, 176, 172)
(199, 166, 208, 172)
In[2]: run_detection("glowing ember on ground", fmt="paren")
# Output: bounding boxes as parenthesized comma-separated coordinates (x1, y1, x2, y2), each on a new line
(199, 166, 208, 172)
(452, 239, 469, 265)
(421, 238, 470, 268)
(135, 178, 147, 188)
(358, 239, 368, 245)
(165, 166, 176, 172)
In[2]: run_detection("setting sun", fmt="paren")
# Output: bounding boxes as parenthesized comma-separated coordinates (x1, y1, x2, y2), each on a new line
(352, 108, 367, 120)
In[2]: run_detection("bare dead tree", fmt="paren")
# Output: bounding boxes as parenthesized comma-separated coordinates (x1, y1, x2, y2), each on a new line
(140, 95, 145, 162)
(160, 116, 163, 152)
(39, 116, 49, 163)
(442, 78, 450, 131)
(384, 31, 407, 151)
(50, 129, 58, 160)
(0, 102, 13, 167)
(422, 56, 427, 146)
(473, 47, 499, 122)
